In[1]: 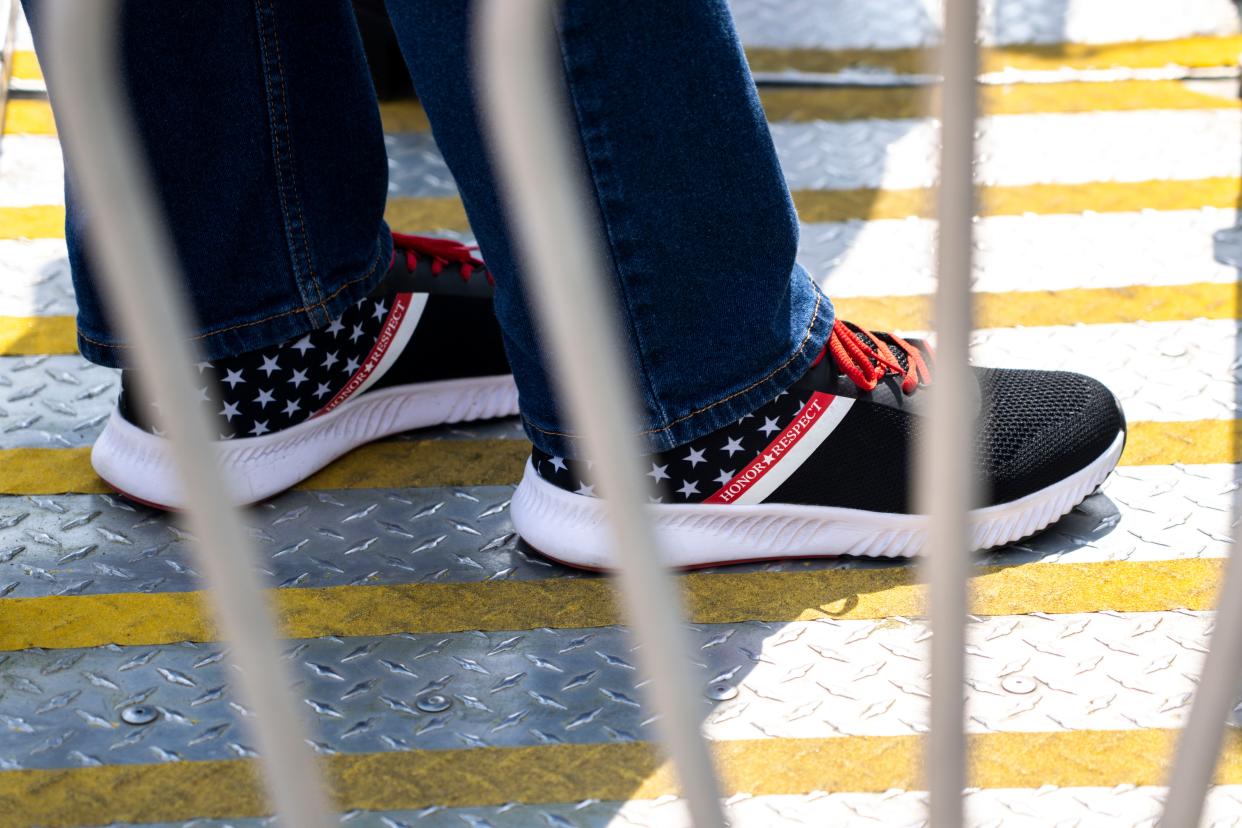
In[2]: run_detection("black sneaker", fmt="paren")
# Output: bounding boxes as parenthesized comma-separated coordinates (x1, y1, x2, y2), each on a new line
(92, 233, 517, 509)
(510, 319, 1126, 569)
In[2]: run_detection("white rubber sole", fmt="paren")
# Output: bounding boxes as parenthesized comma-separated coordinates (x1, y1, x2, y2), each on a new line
(510, 430, 1126, 570)
(92, 375, 519, 510)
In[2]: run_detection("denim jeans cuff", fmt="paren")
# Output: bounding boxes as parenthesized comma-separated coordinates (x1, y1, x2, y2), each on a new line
(76, 229, 394, 369)
(521, 274, 835, 458)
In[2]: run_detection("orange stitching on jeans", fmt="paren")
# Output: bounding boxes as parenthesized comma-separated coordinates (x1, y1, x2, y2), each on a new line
(525, 273, 825, 439)
(78, 245, 386, 352)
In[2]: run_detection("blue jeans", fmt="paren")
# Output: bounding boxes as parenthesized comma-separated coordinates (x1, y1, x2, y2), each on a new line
(24, 0, 833, 456)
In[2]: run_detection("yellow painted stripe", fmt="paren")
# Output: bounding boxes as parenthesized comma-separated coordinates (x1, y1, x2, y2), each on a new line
(790, 177, 1242, 223)
(12, 35, 1242, 90)
(0, 204, 64, 239)
(384, 179, 1242, 232)
(0, 417, 1231, 497)
(2, 98, 56, 135)
(376, 81, 1240, 133)
(8, 177, 1242, 242)
(0, 439, 532, 496)
(19, 78, 1239, 142)
(746, 35, 1242, 75)
(7, 280, 1239, 359)
(760, 80, 1242, 122)
(0, 314, 76, 355)
(0, 557, 1226, 651)
(3, 727, 1241, 826)
(833, 281, 1242, 332)
(10, 50, 42, 82)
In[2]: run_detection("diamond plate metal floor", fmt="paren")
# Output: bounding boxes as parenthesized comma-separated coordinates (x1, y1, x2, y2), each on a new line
(5, 3, 1242, 827)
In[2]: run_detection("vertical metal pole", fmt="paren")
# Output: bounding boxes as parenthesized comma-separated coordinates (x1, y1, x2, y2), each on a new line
(922, 0, 979, 826)
(1161, 545, 1242, 821)
(476, 3, 726, 826)
(40, 4, 335, 826)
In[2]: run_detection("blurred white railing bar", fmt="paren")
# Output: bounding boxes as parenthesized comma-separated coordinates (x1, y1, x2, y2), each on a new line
(1161, 527, 1242, 817)
(40, 3, 335, 825)
(476, 3, 726, 826)
(922, 0, 980, 825)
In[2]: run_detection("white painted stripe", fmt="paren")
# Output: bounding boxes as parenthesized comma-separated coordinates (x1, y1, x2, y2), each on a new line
(768, 109, 1242, 192)
(16, 108, 1242, 204)
(808, 208, 1238, 299)
(0, 136, 65, 206)
(2, 209, 1234, 317)
(965, 318, 1239, 424)
(384, 109, 1242, 196)
(732, 395, 854, 505)
(730, 0, 1240, 49)
(583, 784, 1242, 826)
(0, 239, 76, 316)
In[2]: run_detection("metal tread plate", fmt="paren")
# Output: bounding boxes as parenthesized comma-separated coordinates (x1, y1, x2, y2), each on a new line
(0, 610, 1216, 771)
(0, 457, 1232, 602)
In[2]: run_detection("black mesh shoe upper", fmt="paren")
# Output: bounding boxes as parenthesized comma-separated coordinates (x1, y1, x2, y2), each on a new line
(532, 320, 1126, 512)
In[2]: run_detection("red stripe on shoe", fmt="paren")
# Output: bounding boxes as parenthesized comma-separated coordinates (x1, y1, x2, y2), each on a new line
(314, 292, 424, 416)
(704, 392, 853, 505)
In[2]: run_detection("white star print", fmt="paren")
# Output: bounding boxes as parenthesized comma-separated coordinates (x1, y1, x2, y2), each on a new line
(372, 300, 388, 322)
(282, 399, 300, 417)
(343, 357, 361, 375)
(289, 369, 308, 388)
(197, 386, 211, 402)
(254, 388, 275, 408)
(548, 456, 567, 472)
(259, 355, 280, 377)
(251, 420, 270, 436)
(762, 452, 776, 466)
(314, 382, 332, 398)
(685, 447, 706, 467)
(326, 317, 345, 336)
(322, 351, 339, 370)
(714, 468, 735, 486)
(291, 336, 314, 356)
(647, 463, 669, 482)
(194, 361, 211, 373)
(576, 482, 595, 497)
(759, 416, 780, 437)
(222, 368, 245, 388)
(349, 323, 365, 343)
(677, 480, 699, 498)
(721, 437, 744, 456)
(219, 401, 240, 421)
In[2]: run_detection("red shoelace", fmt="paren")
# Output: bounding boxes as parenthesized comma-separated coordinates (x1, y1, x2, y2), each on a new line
(391, 232, 493, 285)
(826, 318, 933, 394)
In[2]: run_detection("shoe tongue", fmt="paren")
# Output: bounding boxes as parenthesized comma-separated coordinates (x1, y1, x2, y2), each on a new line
(799, 326, 972, 416)
(846, 322, 911, 374)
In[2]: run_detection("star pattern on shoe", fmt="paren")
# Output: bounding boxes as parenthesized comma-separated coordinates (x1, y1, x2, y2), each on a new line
(138, 292, 401, 439)
(532, 389, 811, 503)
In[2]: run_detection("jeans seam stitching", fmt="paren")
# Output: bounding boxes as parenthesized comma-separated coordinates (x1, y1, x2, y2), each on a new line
(525, 271, 825, 439)
(255, 0, 327, 324)
(78, 244, 386, 352)
(553, 24, 671, 429)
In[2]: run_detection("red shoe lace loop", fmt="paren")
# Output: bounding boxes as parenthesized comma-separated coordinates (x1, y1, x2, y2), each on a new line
(390, 232, 493, 285)
(828, 318, 933, 394)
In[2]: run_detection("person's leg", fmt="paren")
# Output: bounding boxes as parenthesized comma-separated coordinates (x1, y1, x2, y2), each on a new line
(21, 0, 392, 365)
(387, 1, 1125, 568)
(387, 0, 832, 457)
(23, 0, 517, 507)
